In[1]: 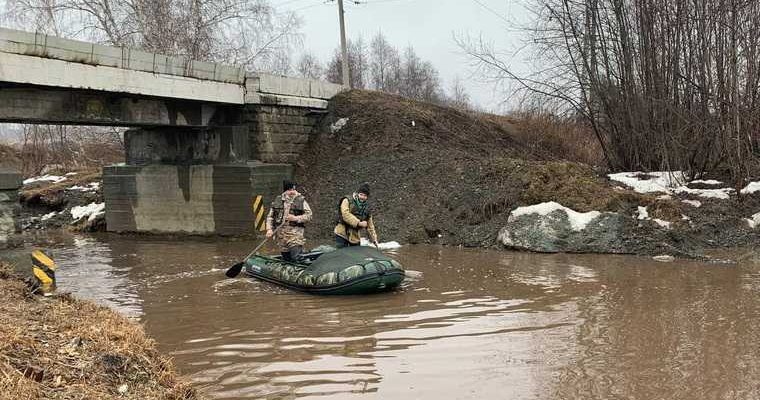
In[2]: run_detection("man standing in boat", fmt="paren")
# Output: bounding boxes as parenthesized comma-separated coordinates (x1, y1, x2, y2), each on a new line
(334, 182, 379, 248)
(266, 180, 312, 262)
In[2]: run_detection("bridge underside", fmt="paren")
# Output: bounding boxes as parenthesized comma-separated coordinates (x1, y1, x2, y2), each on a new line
(0, 84, 241, 127)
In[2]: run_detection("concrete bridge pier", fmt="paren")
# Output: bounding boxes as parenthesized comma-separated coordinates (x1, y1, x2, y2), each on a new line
(0, 167, 22, 247)
(103, 102, 319, 235)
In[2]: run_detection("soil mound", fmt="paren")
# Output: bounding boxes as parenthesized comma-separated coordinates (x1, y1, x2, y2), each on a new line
(295, 90, 630, 246)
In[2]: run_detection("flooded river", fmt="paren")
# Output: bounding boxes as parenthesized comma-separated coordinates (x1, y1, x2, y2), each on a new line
(7, 233, 760, 399)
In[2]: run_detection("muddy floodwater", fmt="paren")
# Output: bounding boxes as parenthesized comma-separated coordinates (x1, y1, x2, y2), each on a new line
(8, 233, 760, 399)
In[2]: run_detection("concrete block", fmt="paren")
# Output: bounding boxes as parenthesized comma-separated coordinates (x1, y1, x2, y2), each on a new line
(0, 52, 245, 104)
(0, 27, 246, 84)
(244, 92, 329, 109)
(104, 164, 256, 235)
(253, 73, 312, 97)
(0, 168, 22, 190)
(310, 80, 345, 99)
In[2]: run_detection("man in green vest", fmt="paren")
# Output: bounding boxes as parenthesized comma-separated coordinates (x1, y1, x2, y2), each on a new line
(334, 182, 379, 248)
(266, 180, 312, 261)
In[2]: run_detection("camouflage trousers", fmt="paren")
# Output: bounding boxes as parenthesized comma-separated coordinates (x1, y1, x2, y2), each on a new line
(274, 225, 306, 252)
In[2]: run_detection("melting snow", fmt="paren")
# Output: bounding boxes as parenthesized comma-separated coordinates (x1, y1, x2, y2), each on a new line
(608, 171, 685, 193)
(510, 201, 601, 231)
(360, 238, 402, 250)
(653, 219, 671, 229)
(682, 200, 702, 208)
(67, 182, 100, 192)
(745, 212, 760, 229)
(741, 181, 760, 195)
(691, 179, 723, 185)
(41, 212, 58, 221)
(23, 175, 67, 185)
(609, 171, 734, 199)
(70, 202, 105, 222)
(674, 187, 732, 199)
(636, 206, 649, 220)
(329, 117, 349, 133)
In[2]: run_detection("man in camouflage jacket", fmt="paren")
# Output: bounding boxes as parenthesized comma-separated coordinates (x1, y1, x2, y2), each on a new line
(266, 180, 312, 261)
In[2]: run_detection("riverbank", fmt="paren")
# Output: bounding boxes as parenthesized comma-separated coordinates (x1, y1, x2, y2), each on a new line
(0, 261, 201, 399)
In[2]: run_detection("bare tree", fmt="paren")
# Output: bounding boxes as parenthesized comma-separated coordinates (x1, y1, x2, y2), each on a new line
(325, 37, 369, 89)
(296, 51, 324, 80)
(3, 0, 302, 73)
(459, 0, 760, 185)
(369, 31, 400, 92)
(446, 76, 471, 110)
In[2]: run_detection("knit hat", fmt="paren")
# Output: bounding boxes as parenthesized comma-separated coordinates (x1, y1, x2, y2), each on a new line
(357, 182, 370, 196)
(283, 180, 296, 191)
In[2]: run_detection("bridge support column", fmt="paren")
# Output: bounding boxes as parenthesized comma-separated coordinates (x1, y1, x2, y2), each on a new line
(103, 104, 323, 235)
(103, 126, 272, 235)
(0, 167, 21, 248)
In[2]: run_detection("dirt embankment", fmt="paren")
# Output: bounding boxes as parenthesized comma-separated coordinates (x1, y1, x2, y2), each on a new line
(295, 90, 639, 246)
(295, 90, 760, 255)
(0, 262, 200, 400)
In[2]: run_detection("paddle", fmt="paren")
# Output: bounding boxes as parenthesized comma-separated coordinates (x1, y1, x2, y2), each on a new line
(225, 221, 286, 278)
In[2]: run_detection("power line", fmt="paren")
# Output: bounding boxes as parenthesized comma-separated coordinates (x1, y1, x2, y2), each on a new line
(290, 0, 332, 12)
(470, 0, 511, 26)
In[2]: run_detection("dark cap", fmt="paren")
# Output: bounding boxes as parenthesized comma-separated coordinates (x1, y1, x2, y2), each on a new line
(283, 180, 296, 191)
(357, 182, 370, 196)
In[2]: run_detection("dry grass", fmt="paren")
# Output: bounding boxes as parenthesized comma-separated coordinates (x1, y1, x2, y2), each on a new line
(0, 262, 201, 400)
(19, 168, 102, 208)
(488, 111, 606, 167)
(0, 144, 22, 169)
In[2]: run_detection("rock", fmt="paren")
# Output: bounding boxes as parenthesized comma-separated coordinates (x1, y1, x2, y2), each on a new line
(498, 206, 628, 253)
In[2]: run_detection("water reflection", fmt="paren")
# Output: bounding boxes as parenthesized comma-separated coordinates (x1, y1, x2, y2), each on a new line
(17, 232, 760, 399)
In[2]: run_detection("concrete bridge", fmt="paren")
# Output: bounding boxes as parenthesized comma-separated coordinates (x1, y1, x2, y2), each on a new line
(0, 27, 344, 234)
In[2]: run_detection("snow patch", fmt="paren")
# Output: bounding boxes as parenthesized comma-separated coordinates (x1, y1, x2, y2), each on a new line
(682, 199, 702, 208)
(691, 179, 723, 185)
(360, 238, 402, 250)
(41, 212, 58, 221)
(608, 171, 686, 193)
(745, 212, 760, 229)
(741, 181, 760, 195)
(23, 174, 67, 185)
(67, 182, 100, 192)
(636, 206, 649, 220)
(653, 255, 675, 262)
(653, 219, 671, 228)
(510, 201, 601, 231)
(70, 202, 105, 222)
(329, 117, 349, 133)
(674, 187, 733, 199)
(609, 171, 734, 199)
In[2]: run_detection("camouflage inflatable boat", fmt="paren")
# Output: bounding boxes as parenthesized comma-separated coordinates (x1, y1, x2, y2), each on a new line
(243, 246, 405, 295)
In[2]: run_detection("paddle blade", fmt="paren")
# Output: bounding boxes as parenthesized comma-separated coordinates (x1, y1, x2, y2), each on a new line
(225, 262, 244, 278)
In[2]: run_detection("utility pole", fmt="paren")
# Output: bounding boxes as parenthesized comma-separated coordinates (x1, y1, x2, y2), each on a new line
(337, 0, 351, 88)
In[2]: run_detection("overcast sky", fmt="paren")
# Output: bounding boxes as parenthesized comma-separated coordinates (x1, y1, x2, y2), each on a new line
(280, 0, 531, 112)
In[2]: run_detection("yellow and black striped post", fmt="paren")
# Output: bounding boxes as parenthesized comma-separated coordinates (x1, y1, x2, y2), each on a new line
(252, 195, 267, 232)
(31, 250, 56, 294)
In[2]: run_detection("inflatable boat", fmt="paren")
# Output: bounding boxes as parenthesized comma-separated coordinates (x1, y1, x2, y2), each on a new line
(243, 246, 405, 295)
